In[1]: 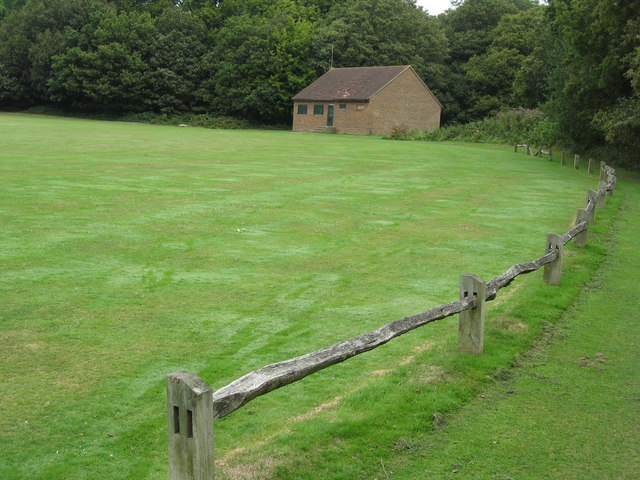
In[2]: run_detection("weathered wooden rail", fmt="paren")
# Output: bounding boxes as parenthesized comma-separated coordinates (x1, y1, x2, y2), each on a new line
(166, 160, 617, 480)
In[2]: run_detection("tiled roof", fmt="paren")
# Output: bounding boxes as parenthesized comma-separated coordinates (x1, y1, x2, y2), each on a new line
(292, 66, 411, 102)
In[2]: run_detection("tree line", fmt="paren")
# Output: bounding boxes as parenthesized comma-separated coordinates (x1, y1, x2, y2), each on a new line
(0, 0, 638, 167)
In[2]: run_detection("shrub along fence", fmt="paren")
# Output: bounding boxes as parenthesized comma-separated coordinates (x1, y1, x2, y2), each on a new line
(165, 158, 618, 480)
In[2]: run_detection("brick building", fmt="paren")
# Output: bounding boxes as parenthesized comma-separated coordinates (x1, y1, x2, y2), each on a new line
(291, 65, 442, 135)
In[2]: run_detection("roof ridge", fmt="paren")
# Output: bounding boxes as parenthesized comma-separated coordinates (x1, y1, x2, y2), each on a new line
(329, 65, 410, 69)
(292, 65, 413, 102)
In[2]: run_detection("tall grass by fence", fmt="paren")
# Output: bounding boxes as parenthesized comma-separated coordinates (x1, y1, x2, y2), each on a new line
(165, 156, 617, 480)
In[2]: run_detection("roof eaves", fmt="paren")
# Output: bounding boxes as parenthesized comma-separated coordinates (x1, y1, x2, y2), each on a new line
(292, 97, 370, 103)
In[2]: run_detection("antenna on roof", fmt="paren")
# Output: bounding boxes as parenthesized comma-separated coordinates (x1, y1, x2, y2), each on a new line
(330, 44, 334, 69)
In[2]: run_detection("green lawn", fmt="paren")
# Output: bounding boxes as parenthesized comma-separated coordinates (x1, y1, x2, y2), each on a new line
(0, 114, 611, 479)
(384, 172, 640, 480)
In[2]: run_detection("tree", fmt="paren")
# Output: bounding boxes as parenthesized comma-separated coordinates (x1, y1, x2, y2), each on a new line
(45, 4, 210, 113)
(0, 0, 97, 106)
(440, 0, 540, 123)
(0, 0, 26, 21)
(309, 0, 450, 116)
(588, 14, 640, 166)
(512, 19, 557, 108)
(544, 0, 640, 154)
(141, 7, 209, 113)
(444, 0, 537, 63)
(48, 7, 154, 111)
(312, 0, 447, 75)
(462, 6, 545, 118)
(201, 0, 320, 123)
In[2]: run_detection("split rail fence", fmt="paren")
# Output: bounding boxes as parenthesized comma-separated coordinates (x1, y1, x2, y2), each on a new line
(514, 143, 602, 174)
(166, 158, 618, 480)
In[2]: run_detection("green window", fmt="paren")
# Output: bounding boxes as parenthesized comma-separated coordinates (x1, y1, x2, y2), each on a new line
(297, 104, 307, 115)
(313, 104, 324, 115)
(339, 104, 347, 110)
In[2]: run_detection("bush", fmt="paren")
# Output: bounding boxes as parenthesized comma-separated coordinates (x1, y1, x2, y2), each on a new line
(119, 112, 251, 129)
(524, 117, 559, 147)
(22, 108, 263, 131)
(385, 123, 418, 140)
(412, 109, 553, 145)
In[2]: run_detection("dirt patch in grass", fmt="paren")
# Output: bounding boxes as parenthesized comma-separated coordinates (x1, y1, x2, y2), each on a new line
(220, 456, 279, 480)
(417, 365, 450, 384)
(495, 316, 529, 331)
(399, 341, 435, 366)
(290, 396, 343, 423)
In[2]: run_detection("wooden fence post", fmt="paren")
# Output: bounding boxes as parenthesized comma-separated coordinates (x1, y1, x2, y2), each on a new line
(574, 154, 580, 169)
(608, 175, 616, 196)
(458, 274, 486, 355)
(588, 158, 594, 174)
(597, 181, 607, 208)
(574, 209, 589, 248)
(587, 190, 597, 223)
(561, 152, 566, 166)
(543, 233, 563, 285)
(600, 161, 607, 180)
(167, 372, 214, 480)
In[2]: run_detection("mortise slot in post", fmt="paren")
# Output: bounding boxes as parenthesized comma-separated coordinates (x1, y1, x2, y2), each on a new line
(166, 372, 214, 479)
(186, 409, 193, 438)
(543, 232, 563, 285)
(173, 406, 180, 434)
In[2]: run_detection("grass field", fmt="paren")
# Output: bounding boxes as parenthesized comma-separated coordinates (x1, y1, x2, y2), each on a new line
(0, 113, 614, 479)
(386, 172, 640, 480)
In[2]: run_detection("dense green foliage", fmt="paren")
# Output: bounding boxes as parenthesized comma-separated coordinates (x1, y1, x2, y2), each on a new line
(0, 0, 638, 167)
(440, 0, 541, 122)
(405, 108, 556, 146)
(0, 0, 532, 124)
(543, 0, 640, 168)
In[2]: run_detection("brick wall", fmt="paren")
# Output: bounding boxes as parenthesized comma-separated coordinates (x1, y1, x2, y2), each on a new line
(291, 103, 332, 132)
(366, 68, 441, 135)
(292, 68, 441, 135)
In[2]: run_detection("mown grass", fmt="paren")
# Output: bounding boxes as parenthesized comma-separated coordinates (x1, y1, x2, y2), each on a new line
(0, 114, 611, 479)
(382, 173, 639, 480)
(240, 196, 623, 480)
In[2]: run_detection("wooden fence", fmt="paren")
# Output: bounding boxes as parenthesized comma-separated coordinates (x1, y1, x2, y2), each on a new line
(166, 157, 618, 480)
(514, 143, 604, 174)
